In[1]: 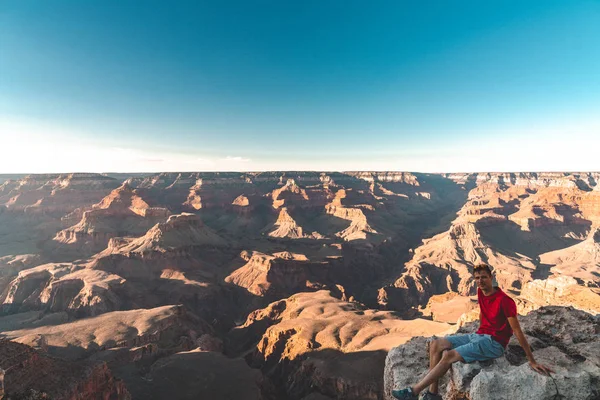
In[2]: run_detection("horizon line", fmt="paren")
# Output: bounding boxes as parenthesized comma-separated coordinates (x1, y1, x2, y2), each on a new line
(1, 170, 599, 176)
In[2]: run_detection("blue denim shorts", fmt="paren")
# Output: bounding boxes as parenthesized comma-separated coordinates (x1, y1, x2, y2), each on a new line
(445, 333, 505, 363)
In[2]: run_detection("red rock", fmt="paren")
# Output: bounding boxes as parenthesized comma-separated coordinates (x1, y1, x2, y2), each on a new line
(0, 339, 129, 399)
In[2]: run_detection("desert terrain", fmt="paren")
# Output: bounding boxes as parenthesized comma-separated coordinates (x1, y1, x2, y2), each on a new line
(0, 171, 598, 399)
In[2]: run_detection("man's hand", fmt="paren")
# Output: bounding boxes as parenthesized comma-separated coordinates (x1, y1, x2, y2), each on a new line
(507, 317, 555, 376)
(529, 361, 554, 376)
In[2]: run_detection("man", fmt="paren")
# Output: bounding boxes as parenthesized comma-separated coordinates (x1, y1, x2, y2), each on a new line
(392, 264, 554, 400)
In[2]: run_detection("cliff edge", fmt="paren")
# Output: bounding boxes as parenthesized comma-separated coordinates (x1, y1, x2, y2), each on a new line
(384, 306, 600, 400)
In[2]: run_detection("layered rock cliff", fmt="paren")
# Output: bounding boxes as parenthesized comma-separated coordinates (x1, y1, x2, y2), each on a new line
(2, 213, 237, 325)
(51, 183, 170, 256)
(2, 305, 209, 361)
(229, 290, 451, 400)
(225, 251, 331, 299)
(382, 171, 600, 312)
(0, 339, 130, 399)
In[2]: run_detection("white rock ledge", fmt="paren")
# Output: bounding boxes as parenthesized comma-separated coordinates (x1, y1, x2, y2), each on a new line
(384, 306, 600, 400)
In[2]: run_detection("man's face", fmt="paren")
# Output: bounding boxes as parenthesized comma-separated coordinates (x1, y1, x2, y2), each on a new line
(473, 270, 493, 290)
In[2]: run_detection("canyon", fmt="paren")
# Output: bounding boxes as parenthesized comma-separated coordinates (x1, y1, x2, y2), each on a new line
(0, 171, 598, 399)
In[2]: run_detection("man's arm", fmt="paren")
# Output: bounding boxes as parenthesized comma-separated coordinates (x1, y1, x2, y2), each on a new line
(507, 316, 554, 375)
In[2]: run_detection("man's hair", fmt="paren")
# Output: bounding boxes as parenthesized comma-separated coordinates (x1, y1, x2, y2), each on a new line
(472, 263, 493, 276)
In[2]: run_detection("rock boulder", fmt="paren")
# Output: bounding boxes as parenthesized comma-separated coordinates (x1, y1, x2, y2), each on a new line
(384, 306, 600, 400)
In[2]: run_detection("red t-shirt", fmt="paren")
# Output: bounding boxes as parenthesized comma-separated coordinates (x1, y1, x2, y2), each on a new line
(476, 287, 517, 347)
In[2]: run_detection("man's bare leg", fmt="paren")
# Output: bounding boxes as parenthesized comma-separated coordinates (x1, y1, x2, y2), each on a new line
(412, 349, 464, 395)
(428, 338, 452, 394)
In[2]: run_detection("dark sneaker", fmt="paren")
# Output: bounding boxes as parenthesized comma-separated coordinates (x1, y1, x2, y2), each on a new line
(421, 390, 443, 400)
(392, 388, 418, 400)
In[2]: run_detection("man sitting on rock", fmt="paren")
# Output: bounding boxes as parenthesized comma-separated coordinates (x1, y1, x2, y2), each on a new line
(392, 263, 554, 400)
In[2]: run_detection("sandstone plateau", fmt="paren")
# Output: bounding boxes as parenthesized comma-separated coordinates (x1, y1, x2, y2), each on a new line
(0, 171, 598, 399)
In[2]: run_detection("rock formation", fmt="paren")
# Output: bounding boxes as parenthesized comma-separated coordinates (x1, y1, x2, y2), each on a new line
(1, 213, 236, 326)
(384, 306, 600, 400)
(270, 179, 311, 209)
(2, 305, 209, 360)
(0, 173, 120, 215)
(383, 172, 600, 312)
(325, 189, 379, 241)
(538, 228, 600, 286)
(0, 254, 42, 295)
(0, 339, 130, 399)
(0, 171, 599, 398)
(51, 183, 170, 256)
(0, 174, 120, 258)
(230, 290, 451, 399)
(103, 212, 226, 253)
(225, 251, 330, 299)
(519, 276, 600, 314)
(264, 207, 323, 239)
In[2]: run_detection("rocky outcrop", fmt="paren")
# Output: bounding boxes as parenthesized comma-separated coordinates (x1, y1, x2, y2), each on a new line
(182, 178, 204, 210)
(225, 251, 330, 299)
(230, 291, 451, 400)
(130, 172, 260, 211)
(265, 208, 306, 239)
(3, 305, 209, 360)
(444, 172, 600, 191)
(104, 212, 226, 254)
(345, 172, 421, 185)
(538, 228, 600, 286)
(52, 183, 170, 255)
(2, 262, 124, 316)
(0, 339, 130, 399)
(233, 194, 251, 207)
(0, 173, 120, 215)
(519, 276, 600, 314)
(2, 214, 237, 322)
(384, 306, 600, 400)
(384, 221, 536, 309)
(0, 254, 42, 295)
(421, 292, 477, 324)
(270, 179, 310, 209)
(383, 172, 600, 312)
(0, 175, 122, 259)
(327, 205, 378, 241)
(325, 190, 378, 241)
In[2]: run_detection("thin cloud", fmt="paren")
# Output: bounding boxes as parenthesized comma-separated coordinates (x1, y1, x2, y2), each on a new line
(222, 156, 251, 162)
(140, 158, 164, 163)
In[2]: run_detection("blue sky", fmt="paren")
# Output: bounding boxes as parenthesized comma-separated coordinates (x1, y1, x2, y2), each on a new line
(1, 1, 599, 173)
